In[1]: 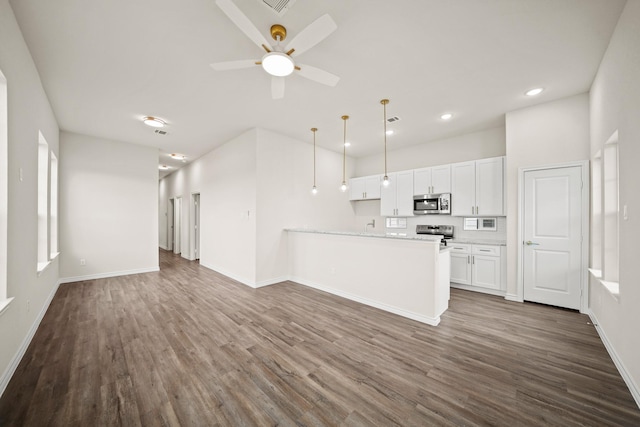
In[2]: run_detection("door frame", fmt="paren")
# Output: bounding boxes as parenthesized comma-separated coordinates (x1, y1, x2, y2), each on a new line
(516, 160, 590, 312)
(190, 191, 201, 261)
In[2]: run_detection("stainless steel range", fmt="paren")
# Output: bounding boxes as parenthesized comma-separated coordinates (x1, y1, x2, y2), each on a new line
(416, 225, 454, 247)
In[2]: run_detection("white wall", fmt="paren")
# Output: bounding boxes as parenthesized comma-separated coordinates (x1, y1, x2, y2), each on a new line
(158, 128, 355, 287)
(0, 0, 60, 395)
(255, 129, 355, 284)
(505, 94, 590, 299)
(59, 132, 159, 280)
(353, 127, 506, 236)
(588, 0, 640, 403)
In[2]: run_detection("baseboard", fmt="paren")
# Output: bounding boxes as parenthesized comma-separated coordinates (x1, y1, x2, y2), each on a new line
(0, 279, 61, 398)
(505, 293, 523, 302)
(588, 310, 640, 408)
(199, 262, 257, 288)
(451, 283, 506, 298)
(254, 276, 288, 288)
(290, 276, 441, 326)
(159, 245, 169, 251)
(59, 266, 160, 284)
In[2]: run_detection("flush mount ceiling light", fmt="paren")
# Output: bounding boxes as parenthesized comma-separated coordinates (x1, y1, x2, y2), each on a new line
(525, 87, 544, 96)
(340, 115, 349, 192)
(311, 128, 318, 195)
(440, 113, 453, 120)
(381, 99, 390, 188)
(142, 116, 166, 128)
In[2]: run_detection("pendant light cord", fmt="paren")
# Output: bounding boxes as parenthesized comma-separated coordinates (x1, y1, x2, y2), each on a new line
(311, 128, 317, 188)
(381, 99, 389, 180)
(342, 115, 349, 185)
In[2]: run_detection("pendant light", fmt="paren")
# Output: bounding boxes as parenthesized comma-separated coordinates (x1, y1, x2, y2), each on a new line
(340, 115, 349, 192)
(381, 99, 390, 187)
(311, 127, 318, 195)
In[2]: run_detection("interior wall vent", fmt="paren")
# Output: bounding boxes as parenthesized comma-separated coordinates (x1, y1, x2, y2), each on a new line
(387, 116, 401, 123)
(154, 129, 168, 135)
(258, 0, 297, 16)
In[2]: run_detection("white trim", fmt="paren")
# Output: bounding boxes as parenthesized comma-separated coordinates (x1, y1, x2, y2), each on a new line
(159, 244, 170, 251)
(0, 297, 14, 317)
(199, 261, 257, 288)
(0, 280, 60, 398)
(516, 160, 590, 313)
(450, 283, 505, 297)
(291, 276, 441, 326)
(59, 266, 159, 284)
(588, 310, 640, 408)
(254, 276, 288, 288)
(504, 293, 523, 302)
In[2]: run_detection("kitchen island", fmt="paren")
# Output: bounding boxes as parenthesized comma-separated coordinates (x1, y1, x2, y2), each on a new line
(286, 229, 450, 326)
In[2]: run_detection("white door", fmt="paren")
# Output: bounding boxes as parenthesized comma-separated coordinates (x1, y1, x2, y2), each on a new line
(523, 166, 582, 309)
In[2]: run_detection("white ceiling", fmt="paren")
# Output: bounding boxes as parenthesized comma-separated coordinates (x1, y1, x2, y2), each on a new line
(9, 0, 626, 178)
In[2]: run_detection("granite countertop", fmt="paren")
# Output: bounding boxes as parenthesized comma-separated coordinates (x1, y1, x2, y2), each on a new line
(449, 238, 507, 246)
(285, 228, 442, 243)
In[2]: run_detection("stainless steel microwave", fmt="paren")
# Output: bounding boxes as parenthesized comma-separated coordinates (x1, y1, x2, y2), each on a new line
(413, 193, 451, 215)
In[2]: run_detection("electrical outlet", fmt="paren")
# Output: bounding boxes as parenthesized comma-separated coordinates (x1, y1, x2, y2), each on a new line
(80, 258, 86, 266)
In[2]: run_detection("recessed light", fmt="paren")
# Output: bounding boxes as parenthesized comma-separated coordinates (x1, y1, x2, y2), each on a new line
(344, 142, 351, 147)
(525, 87, 544, 96)
(143, 116, 166, 128)
(440, 113, 453, 120)
(386, 130, 394, 135)
(159, 165, 170, 170)
(170, 153, 186, 161)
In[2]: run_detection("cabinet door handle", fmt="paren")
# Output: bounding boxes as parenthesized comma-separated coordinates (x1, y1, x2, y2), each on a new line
(471, 206, 474, 215)
(476, 206, 479, 215)
(472, 256, 475, 264)
(467, 255, 470, 264)
(479, 249, 491, 252)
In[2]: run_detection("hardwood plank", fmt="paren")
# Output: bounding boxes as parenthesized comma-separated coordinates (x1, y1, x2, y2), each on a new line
(1, 249, 638, 426)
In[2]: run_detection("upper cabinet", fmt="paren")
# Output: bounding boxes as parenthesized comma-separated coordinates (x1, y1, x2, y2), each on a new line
(414, 164, 451, 195)
(380, 170, 414, 217)
(349, 175, 381, 201)
(451, 156, 505, 216)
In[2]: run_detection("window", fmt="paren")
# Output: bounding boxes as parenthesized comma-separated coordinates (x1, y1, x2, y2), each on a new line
(591, 130, 619, 297)
(37, 132, 49, 272)
(0, 69, 9, 312)
(50, 152, 58, 258)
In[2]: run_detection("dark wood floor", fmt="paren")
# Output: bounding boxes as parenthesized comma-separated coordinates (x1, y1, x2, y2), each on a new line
(1, 250, 639, 426)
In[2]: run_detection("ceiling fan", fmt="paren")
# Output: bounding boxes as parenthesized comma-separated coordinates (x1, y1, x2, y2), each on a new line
(211, 0, 340, 99)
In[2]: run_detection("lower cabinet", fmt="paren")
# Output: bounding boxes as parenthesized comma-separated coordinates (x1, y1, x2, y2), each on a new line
(449, 243, 505, 295)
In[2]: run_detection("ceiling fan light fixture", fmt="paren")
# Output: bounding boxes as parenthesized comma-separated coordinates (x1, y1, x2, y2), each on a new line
(143, 116, 166, 128)
(262, 52, 294, 76)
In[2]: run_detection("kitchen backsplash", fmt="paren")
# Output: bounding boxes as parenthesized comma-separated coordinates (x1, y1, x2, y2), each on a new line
(391, 215, 507, 242)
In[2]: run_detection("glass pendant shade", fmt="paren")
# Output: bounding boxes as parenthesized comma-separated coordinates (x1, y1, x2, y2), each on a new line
(262, 52, 294, 77)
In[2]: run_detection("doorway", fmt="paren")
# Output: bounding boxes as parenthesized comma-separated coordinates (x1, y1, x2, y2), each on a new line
(518, 162, 589, 311)
(167, 198, 174, 251)
(173, 197, 182, 255)
(191, 193, 200, 261)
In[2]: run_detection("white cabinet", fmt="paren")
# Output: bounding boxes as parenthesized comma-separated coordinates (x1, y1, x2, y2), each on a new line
(380, 170, 414, 217)
(449, 243, 505, 293)
(450, 244, 472, 285)
(414, 164, 451, 195)
(451, 156, 505, 216)
(349, 175, 381, 201)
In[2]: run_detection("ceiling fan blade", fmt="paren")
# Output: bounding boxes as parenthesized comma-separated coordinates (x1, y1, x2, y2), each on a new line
(284, 14, 337, 57)
(216, 0, 272, 51)
(296, 64, 340, 87)
(210, 59, 258, 71)
(272, 77, 285, 99)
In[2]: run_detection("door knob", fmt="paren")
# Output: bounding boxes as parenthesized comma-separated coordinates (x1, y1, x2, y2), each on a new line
(525, 241, 540, 246)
